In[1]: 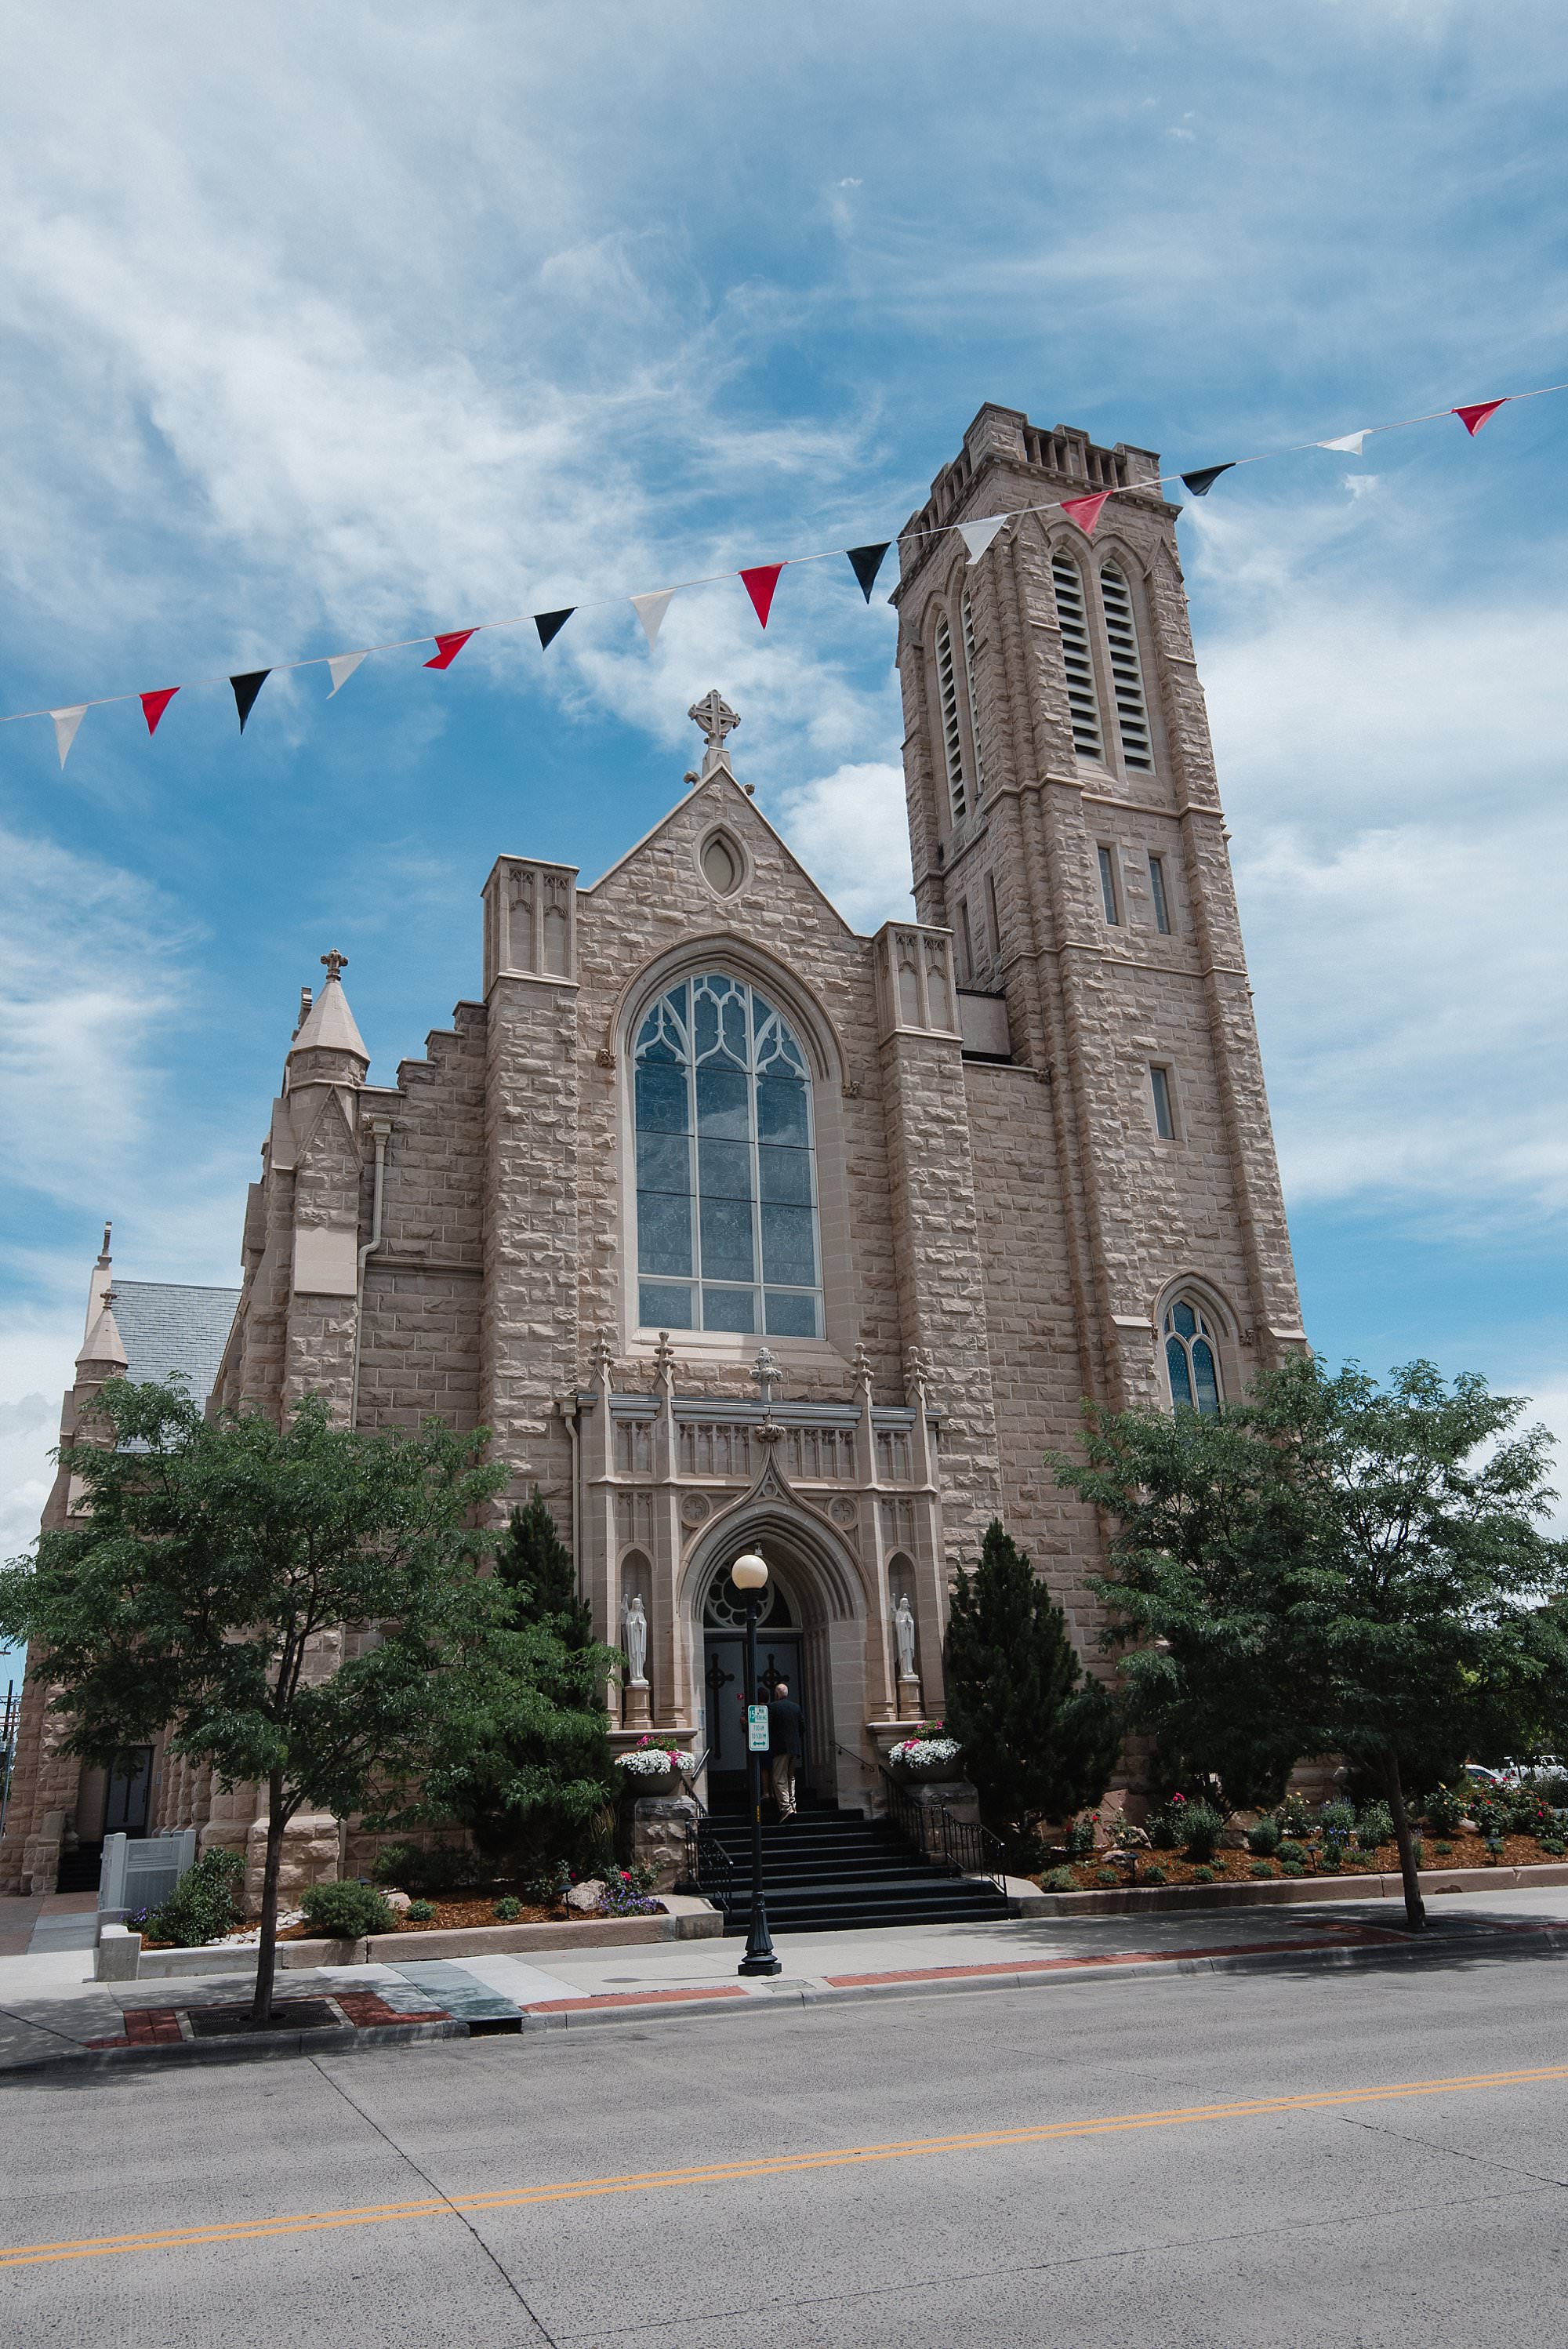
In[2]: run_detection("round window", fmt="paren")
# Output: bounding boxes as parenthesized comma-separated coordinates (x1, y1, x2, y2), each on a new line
(700, 831, 742, 895)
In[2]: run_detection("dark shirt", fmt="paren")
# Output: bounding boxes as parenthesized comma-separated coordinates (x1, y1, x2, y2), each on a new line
(768, 1697, 806, 1759)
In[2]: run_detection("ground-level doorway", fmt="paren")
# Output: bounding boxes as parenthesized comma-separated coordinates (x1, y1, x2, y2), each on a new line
(702, 1624, 808, 1810)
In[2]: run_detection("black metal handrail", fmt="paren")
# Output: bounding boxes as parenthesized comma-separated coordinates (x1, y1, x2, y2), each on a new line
(670, 1749, 740, 1915)
(830, 1738, 1009, 1897)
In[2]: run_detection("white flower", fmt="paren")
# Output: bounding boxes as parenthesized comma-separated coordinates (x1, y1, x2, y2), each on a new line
(888, 1737, 961, 1768)
(614, 1748, 696, 1776)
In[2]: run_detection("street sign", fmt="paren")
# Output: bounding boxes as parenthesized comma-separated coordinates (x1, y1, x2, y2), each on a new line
(747, 1705, 771, 1752)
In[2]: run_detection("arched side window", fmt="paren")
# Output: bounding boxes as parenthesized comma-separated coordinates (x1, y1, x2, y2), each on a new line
(960, 588, 986, 802)
(933, 608, 967, 822)
(1099, 566, 1152, 770)
(1164, 1296, 1222, 1414)
(634, 974, 822, 1339)
(1051, 555, 1104, 760)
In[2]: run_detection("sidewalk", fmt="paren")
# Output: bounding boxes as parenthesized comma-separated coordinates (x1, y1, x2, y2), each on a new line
(5, 1882, 1567, 2079)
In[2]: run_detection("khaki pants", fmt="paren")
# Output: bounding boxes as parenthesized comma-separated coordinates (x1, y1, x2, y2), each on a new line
(770, 1754, 797, 1817)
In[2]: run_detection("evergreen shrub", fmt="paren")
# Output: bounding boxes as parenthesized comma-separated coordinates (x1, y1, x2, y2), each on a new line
(1356, 1800, 1394, 1849)
(1279, 1861, 1305, 1876)
(1249, 1860, 1275, 1879)
(1192, 1864, 1215, 1882)
(372, 1843, 479, 1897)
(300, 1879, 395, 1939)
(1181, 1802, 1225, 1861)
(1246, 1817, 1281, 1857)
(1142, 1864, 1167, 1885)
(1094, 1868, 1119, 1887)
(494, 1895, 521, 1920)
(406, 1899, 436, 1922)
(140, 1848, 245, 1948)
(1276, 1839, 1308, 1867)
(1041, 1866, 1077, 1892)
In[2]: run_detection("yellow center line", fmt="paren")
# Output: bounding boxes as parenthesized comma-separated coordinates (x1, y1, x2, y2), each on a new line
(5, 2062, 1566, 2271)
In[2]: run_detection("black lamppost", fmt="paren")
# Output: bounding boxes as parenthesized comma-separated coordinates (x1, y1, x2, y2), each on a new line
(730, 1548, 780, 1979)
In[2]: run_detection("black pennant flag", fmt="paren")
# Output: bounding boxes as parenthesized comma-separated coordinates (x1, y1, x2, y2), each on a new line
(846, 542, 891, 602)
(1179, 463, 1236, 499)
(230, 670, 270, 732)
(534, 608, 575, 650)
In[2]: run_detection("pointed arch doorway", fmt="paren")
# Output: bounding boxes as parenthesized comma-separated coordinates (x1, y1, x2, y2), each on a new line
(701, 1564, 806, 1808)
(689, 1498, 868, 1814)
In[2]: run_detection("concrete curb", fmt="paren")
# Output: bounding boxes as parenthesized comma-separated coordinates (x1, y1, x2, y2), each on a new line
(516, 1922, 1568, 2031)
(0, 2017, 468, 2086)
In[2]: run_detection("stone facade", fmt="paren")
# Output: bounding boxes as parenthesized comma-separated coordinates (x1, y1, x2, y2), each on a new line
(0, 401, 1304, 1894)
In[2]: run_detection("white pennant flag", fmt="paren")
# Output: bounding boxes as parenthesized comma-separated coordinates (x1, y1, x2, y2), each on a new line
(630, 589, 676, 647)
(1318, 430, 1371, 456)
(51, 706, 87, 769)
(956, 514, 1007, 565)
(327, 652, 368, 696)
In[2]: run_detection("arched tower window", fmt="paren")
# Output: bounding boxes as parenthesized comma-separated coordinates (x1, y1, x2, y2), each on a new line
(1163, 1296, 1222, 1415)
(1100, 566, 1152, 770)
(634, 973, 822, 1339)
(933, 608, 967, 822)
(1051, 555, 1104, 760)
(960, 588, 986, 801)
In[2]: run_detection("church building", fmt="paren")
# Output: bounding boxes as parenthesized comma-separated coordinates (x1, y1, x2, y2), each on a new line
(2, 401, 1305, 1897)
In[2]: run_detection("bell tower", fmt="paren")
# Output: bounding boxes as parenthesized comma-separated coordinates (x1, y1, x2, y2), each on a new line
(891, 402, 1305, 1414)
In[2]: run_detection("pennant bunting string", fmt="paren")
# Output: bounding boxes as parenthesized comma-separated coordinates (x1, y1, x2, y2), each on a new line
(424, 630, 476, 671)
(1061, 491, 1112, 537)
(5, 374, 1564, 745)
(51, 706, 86, 769)
(739, 565, 784, 628)
(846, 543, 890, 602)
(630, 590, 675, 648)
(230, 670, 270, 733)
(956, 514, 1007, 565)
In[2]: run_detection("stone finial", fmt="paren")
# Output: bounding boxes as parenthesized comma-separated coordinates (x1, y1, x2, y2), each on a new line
(97, 1222, 112, 1268)
(852, 1338, 873, 1392)
(906, 1346, 933, 1396)
(652, 1329, 677, 1382)
(750, 1345, 782, 1409)
(688, 690, 740, 779)
(320, 949, 349, 984)
(590, 1331, 615, 1383)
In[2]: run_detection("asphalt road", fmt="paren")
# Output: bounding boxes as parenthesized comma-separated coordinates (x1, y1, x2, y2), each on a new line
(5, 1934, 1567, 2347)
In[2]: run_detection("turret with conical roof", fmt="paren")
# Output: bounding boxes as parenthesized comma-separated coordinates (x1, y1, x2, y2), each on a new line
(286, 949, 369, 1094)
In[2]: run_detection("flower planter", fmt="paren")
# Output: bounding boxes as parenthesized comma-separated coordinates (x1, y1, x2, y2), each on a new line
(620, 1765, 682, 1797)
(888, 1759, 956, 1785)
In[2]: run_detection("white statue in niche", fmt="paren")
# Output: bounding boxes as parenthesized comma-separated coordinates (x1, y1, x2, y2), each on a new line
(893, 1592, 918, 1682)
(621, 1594, 649, 1686)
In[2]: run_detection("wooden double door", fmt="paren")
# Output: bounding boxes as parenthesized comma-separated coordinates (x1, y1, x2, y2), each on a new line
(702, 1631, 806, 1801)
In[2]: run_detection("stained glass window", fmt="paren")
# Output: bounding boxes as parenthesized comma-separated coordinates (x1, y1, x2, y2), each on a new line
(634, 974, 822, 1339)
(1164, 1296, 1223, 1416)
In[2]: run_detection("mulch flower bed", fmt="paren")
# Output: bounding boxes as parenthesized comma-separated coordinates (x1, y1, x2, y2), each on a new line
(278, 1896, 568, 1937)
(1037, 1832, 1566, 1892)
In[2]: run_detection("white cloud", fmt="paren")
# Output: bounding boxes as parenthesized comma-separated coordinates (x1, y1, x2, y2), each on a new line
(771, 761, 914, 933)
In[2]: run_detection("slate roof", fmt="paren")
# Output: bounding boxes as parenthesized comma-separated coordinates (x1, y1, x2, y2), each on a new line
(109, 1281, 241, 1410)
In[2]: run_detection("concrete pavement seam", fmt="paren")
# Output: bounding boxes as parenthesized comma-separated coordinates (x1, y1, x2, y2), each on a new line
(0, 2017, 468, 2086)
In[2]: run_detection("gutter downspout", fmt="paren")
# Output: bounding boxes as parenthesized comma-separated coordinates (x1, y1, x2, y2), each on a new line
(348, 1119, 392, 1430)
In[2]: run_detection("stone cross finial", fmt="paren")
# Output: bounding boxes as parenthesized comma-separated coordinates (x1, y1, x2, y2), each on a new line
(688, 690, 740, 775)
(320, 949, 349, 984)
(750, 1345, 782, 1409)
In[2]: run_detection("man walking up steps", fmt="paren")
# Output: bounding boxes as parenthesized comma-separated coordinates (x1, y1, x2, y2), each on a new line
(767, 1681, 805, 1819)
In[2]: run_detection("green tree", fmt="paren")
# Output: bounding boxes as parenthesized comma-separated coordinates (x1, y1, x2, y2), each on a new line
(1054, 1355, 1568, 1930)
(943, 1519, 1120, 1854)
(0, 1381, 506, 2024)
(419, 1489, 620, 1871)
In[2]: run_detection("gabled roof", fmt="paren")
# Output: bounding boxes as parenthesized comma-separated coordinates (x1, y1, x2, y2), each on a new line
(109, 1281, 241, 1410)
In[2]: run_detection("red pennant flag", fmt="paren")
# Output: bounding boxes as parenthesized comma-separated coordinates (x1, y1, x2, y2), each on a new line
(424, 629, 477, 670)
(140, 688, 180, 735)
(1061, 491, 1112, 536)
(739, 565, 784, 629)
(1453, 399, 1506, 437)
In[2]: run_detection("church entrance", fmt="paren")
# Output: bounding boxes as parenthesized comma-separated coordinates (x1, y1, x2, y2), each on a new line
(699, 1567, 808, 1810)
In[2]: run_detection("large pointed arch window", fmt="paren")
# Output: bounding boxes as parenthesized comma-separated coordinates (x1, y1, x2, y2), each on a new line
(634, 974, 822, 1338)
(1163, 1296, 1222, 1415)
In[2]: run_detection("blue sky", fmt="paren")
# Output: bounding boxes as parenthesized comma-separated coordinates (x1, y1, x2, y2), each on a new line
(2, 0, 1566, 1566)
